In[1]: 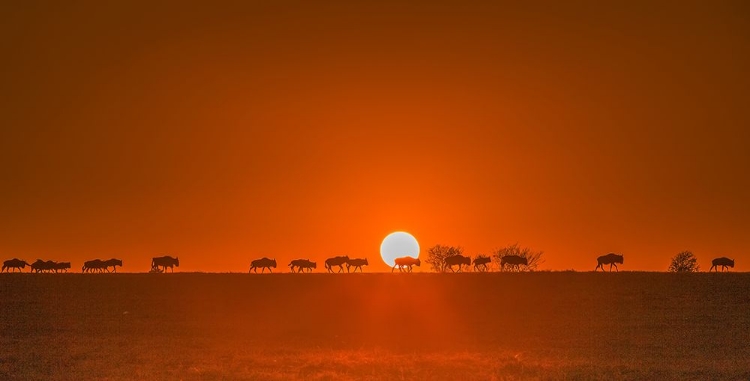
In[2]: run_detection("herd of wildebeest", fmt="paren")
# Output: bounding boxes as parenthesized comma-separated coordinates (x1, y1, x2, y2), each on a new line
(0, 252, 738, 274)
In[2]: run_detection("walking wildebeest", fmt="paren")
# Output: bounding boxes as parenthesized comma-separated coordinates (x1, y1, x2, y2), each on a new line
(443, 254, 471, 272)
(392, 256, 420, 272)
(152, 256, 180, 273)
(289, 259, 316, 273)
(31, 260, 57, 273)
(595, 253, 623, 272)
(500, 255, 528, 271)
(250, 257, 277, 273)
(53, 262, 71, 273)
(83, 259, 106, 273)
(473, 255, 491, 272)
(710, 257, 735, 272)
(2, 258, 30, 272)
(103, 258, 123, 273)
(346, 258, 369, 273)
(325, 256, 350, 273)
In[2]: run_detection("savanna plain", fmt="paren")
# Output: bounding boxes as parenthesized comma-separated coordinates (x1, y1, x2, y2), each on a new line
(1, 272, 749, 380)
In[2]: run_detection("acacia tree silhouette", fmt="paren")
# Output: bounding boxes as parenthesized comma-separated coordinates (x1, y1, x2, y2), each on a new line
(668, 251, 700, 272)
(426, 245, 464, 272)
(492, 243, 544, 271)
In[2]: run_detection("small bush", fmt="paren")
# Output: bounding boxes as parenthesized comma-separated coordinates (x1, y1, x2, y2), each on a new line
(668, 251, 700, 272)
(492, 243, 544, 271)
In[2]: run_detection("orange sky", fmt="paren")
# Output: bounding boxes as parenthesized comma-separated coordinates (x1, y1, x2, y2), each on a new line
(1, 2, 749, 272)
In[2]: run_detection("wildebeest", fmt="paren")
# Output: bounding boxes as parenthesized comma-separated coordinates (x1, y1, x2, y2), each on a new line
(710, 257, 735, 272)
(346, 258, 369, 273)
(53, 262, 71, 273)
(500, 255, 528, 272)
(473, 255, 491, 272)
(250, 257, 277, 273)
(83, 259, 107, 273)
(152, 256, 180, 273)
(31, 260, 58, 273)
(103, 258, 123, 273)
(325, 256, 350, 273)
(392, 256, 421, 272)
(595, 253, 624, 272)
(289, 259, 316, 273)
(443, 254, 471, 272)
(2, 258, 30, 272)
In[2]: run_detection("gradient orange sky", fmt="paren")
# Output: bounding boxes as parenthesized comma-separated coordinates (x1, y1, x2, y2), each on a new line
(1, 2, 749, 272)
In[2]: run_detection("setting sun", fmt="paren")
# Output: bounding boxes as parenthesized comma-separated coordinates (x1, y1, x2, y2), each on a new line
(380, 232, 420, 267)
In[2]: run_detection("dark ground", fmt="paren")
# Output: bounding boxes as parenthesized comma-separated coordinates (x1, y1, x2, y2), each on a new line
(1, 272, 749, 380)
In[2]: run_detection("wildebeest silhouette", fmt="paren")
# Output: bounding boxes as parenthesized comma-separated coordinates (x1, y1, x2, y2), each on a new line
(346, 258, 368, 273)
(325, 256, 350, 273)
(31, 260, 58, 273)
(443, 254, 471, 272)
(392, 256, 421, 272)
(710, 257, 734, 272)
(473, 255, 491, 272)
(595, 253, 623, 272)
(289, 259, 316, 273)
(250, 257, 277, 273)
(103, 258, 123, 273)
(500, 255, 528, 271)
(152, 256, 180, 273)
(53, 262, 71, 272)
(2, 258, 30, 272)
(83, 259, 106, 273)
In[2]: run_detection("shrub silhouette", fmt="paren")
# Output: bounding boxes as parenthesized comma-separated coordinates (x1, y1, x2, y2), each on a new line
(492, 244, 543, 272)
(426, 245, 464, 272)
(668, 251, 699, 272)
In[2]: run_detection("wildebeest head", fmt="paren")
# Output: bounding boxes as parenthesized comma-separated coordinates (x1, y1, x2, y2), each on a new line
(415, 258, 421, 266)
(364, 258, 369, 266)
(311, 261, 317, 269)
(174, 257, 180, 267)
(271, 259, 277, 268)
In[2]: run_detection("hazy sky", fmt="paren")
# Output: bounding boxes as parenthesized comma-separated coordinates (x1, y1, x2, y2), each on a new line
(1, 1, 749, 272)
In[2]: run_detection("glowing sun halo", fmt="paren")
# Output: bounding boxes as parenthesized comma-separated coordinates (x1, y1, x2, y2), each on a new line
(380, 232, 420, 267)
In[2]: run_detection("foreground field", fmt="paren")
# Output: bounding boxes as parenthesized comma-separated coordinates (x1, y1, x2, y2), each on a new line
(1, 272, 749, 380)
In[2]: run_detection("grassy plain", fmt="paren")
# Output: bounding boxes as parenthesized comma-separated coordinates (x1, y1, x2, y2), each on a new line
(1, 272, 749, 380)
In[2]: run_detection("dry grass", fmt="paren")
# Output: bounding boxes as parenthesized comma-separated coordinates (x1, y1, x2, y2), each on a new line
(1, 272, 749, 380)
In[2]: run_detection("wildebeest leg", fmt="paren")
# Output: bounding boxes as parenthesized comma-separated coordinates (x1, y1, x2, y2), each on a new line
(613, 263, 618, 272)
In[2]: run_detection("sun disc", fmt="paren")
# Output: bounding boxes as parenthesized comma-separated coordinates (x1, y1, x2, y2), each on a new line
(380, 231, 420, 267)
